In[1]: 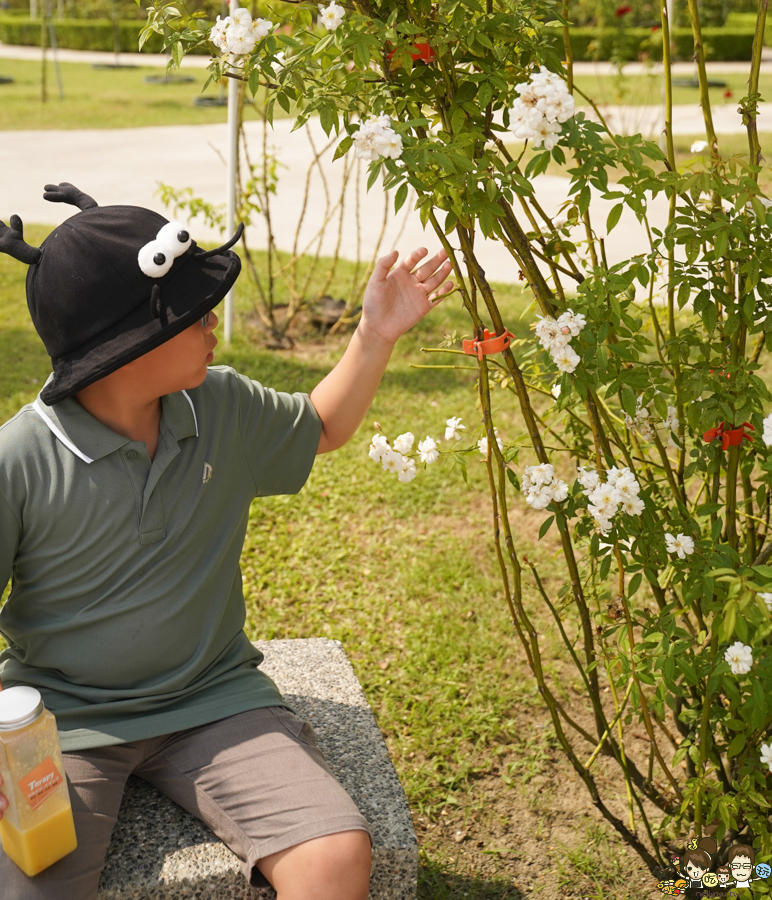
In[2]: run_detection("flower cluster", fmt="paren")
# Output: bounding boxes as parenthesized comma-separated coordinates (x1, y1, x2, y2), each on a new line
(368, 417, 467, 482)
(665, 532, 695, 559)
(210, 9, 273, 57)
(369, 433, 417, 483)
(318, 1, 345, 31)
(578, 466, 644, 533)
(763, 412, 772, 447)
(724, 641, 753, 675)
(353, 115, 403, 161)
(534, 308, 586, 374)
(522, 464, 569, 510)
(509, 67, 575, 150)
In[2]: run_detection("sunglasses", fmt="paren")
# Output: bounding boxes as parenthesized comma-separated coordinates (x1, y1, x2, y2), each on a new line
(201, 311, 211, 329)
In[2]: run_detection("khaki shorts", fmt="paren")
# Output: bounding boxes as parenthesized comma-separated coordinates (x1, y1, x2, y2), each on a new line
(0, 707, 372, 900)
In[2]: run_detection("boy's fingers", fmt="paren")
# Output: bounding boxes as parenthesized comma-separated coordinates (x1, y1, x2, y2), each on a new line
(400, 247, 428, 272)
(414, 248, 448, 283)
(373, 250, 399, 280)
(429, 281, 454, 303)
(421, 260, 454, 294)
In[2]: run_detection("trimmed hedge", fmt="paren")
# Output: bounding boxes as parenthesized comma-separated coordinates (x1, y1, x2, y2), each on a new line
(0, 17, 209, 54)
(0, 16, 757, 62)
(554, 26, 756, 62)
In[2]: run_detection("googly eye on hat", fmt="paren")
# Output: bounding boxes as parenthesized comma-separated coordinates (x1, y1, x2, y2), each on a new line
(0, 183, 244, 405)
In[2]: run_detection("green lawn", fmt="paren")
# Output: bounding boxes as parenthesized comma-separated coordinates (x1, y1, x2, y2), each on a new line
(0, 58, 282, 130)
(573, 70, 772, 109)
(0, 226, 656, 897)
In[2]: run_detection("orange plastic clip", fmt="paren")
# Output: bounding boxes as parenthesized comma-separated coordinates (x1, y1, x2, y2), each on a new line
(462, 329, 515, 361)
(702, 421, 754, 452)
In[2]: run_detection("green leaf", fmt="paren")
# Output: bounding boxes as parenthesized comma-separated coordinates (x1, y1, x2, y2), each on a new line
(367, 163, 381, 191)
(394, 183, 408, 214)
(333, 135, 353, 161)
(478, 81, 493, 109)
(538, 516, 555, 540)
(628, 573, 643, 597)
(606, 203, 623, 233)
(727, 732, 746, 758)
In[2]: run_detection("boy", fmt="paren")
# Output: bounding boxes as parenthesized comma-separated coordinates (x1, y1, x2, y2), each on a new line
(0, 184, 453, 899)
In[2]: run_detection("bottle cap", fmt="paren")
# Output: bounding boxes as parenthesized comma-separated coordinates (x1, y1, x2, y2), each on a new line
(0, 686, 44, 731)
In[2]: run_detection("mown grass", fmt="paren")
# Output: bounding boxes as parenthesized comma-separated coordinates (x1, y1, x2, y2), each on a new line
(0, 226, 654, 897)
(573, 70, 772, 109)
(0, 58, 282, 130)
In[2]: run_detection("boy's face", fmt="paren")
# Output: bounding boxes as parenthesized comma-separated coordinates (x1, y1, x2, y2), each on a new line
(123, 310, 219, 396)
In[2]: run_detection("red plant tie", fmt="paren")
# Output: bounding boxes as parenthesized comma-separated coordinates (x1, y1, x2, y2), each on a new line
(462, 328, 515, 362)
(702, 421, 754, 452)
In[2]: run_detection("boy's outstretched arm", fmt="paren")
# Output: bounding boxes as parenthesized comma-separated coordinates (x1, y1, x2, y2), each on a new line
(311, 246, 454, 454)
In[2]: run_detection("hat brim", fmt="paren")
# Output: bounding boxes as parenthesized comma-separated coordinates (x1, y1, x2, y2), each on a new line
(40, 248, 241, 406)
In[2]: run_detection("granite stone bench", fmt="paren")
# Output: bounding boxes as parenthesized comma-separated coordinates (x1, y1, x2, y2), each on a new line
(96, 638, 418, 899)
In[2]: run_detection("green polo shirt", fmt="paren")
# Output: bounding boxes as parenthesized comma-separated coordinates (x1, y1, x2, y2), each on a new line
(0, 366, 322, 752)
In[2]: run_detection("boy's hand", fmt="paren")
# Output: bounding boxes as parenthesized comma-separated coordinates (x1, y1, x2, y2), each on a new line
(359, 247, 454, 346)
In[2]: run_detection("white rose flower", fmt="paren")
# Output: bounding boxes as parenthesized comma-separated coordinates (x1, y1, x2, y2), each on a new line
(210, 15, 231, 52)
(556, 308, 586, 337)
(534, 315, 567, 351)
(445, 417, 465, 442)
(231, 8, 253, 26)
(418, 436, 440, 464)
(381, 449, 404, 474)
(665, 532, 695, 559)
(527, 463, 555, 486)
(398, 457, 417, 483)
(318, 0, 345, 31)
(550, 479, 569, 502)
(577, 466, 600, 495)
(393, 432, 415, 454)
(253, 17, 274, 38)
(724, 641, 753, 676)
(551, 383, 561, 399)
(531, 118, 562, 150)
(368, 434, 389, 462)
(690, 140, 708, 153)
(478, 434, 503, 457)
(551, 343, 581, 373)
(620, 495, 645, 516)
(588, 483, 621, 517)
(761, 742, 772, 773)
(763, 413, 772, 447)
(525, 486, 552, 509)
(270, 50, 287, 77)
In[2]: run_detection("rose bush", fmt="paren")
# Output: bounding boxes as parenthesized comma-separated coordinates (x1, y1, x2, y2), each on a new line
(140, 0, 772, 873)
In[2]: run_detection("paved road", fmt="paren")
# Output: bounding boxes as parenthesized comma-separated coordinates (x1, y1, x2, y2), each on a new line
(1, 117, 671, 284)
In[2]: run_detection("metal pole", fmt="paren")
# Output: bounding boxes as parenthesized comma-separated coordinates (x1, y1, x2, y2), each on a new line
(224, 0, 240, 345)
(45, 0, 64, 100)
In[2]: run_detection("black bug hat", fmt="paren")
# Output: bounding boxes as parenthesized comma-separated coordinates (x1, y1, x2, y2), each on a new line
(0, 183, 243, 405)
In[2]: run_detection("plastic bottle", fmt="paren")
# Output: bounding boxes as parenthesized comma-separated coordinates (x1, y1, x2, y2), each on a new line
(0, 686, 77, 876)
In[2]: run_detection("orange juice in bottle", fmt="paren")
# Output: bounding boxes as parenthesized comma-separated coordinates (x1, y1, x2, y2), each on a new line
(0, 686, 77, 876)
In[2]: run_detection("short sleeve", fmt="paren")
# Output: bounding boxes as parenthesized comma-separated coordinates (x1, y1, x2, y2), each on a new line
(235, 372, 322, 497)
(0, 488, 20, 602)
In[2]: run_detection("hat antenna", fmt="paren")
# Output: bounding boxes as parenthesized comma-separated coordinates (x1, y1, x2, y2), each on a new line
(0, 215, 42, 265)
(43, 182, 98, 211)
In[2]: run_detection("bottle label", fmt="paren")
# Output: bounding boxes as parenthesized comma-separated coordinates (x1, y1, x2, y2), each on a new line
(18, 756, 63, 811)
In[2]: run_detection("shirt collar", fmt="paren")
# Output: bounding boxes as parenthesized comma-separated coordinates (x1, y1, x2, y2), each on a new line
(33, 381, 198, 464)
